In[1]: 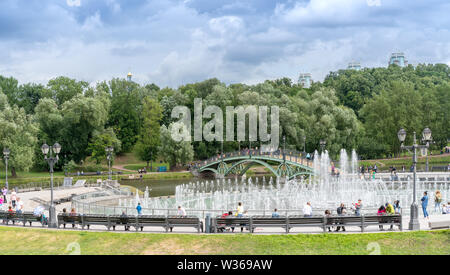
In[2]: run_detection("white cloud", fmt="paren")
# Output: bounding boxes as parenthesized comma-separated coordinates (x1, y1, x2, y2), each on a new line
(66, 0, 81, 7)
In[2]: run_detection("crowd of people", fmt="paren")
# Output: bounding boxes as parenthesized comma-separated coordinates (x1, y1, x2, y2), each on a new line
(0, 187, 24, 214)
(421, 190, 450, 218)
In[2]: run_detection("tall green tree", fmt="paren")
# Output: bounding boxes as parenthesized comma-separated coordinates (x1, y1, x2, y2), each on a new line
(158, 123, 194, 169)
(107, 78, 141, 152)
(135, 97, 163, 170)
(0, 92, 38, 177)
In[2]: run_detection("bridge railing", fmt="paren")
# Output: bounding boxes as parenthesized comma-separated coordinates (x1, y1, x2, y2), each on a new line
(192, 149, 314, 170)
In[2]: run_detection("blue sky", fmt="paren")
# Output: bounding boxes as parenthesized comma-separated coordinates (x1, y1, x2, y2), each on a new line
(0, 0, 449, 87)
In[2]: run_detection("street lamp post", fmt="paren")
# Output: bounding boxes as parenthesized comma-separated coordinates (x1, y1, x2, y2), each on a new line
(106, 146, 114, 180)
(422, 128, 432, 172)
(302, 136, 306, 154)
(397, 128, 432, 231)
(320, 140, 326, 153)
(3, 148, 10, 190)
(41, 142, 61, 228)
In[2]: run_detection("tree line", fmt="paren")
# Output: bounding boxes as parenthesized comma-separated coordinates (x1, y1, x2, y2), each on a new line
(0, 63, 448, 175)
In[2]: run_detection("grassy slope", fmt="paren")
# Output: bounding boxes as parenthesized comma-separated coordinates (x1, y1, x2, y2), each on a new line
(0, 227, 448, 255)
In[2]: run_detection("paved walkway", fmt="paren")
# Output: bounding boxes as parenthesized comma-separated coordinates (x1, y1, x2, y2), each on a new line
(8, 187, 100, 213)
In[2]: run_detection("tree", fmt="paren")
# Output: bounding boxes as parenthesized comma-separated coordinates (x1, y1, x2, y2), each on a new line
(135, 97, 162, 170)
(35, 94, 109, 164)
(47, 76, 89, 106)
(88, 128, 121, 164)
(16, 83, 50, 114)
(60, 95, 109, 163)
(0, 92, 38, 176)
(360, 81, 424, 157)
(107, 78, 141, 152)
(158, 123, 194, 169)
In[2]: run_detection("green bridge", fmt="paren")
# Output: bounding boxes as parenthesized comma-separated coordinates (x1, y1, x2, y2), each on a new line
(193, 149, 315, 180)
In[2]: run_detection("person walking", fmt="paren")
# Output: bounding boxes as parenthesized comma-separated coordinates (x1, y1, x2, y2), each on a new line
(421, 192, 429, 219)
(434, 191, 443, 214)
(303, 202, 312, 217)
(136, 203, 142, 215)
(335, 203, 346, 232)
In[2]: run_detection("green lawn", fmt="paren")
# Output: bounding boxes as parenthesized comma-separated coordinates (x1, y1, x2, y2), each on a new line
(0, 227, 448, 255)
(123, 162, 170, 172)
(359, 154, 450, 171)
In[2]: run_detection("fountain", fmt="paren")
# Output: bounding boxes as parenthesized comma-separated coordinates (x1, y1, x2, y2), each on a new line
(110, 149, 449, 216)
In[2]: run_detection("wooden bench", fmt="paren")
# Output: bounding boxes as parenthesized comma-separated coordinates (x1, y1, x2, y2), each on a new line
(134, 215, 168, 232)
(0, 211, 22, 225)
(250, 216, 288, 233)
(22, 212, 46, 227)
(363, 215, 402, 231)
(81, 214, 110, 230)
(325, 216, 363, 232)
(57, 214, 82, 228)
(108, 215, 132, 231)
(428, 220, 450, 230)
(212, 216, 251, 233)
(167, 216, 203, 233)
(287, 216, 326, 232)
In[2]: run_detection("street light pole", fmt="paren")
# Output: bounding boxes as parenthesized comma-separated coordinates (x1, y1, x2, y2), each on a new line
(41, 143, 61, 228)
(422, 128, 432, 172)
(303, 136, 306, 155)
(106, 147, 114, 180)
(398, 128, 432, 231)
(3, 148, 10, 190)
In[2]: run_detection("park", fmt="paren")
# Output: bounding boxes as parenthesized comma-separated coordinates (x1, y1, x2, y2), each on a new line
(0, 1, 450, 257)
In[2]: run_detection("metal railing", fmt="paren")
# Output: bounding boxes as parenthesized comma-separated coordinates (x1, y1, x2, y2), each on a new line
(14, 180, 102, 194)
(191, 149, 313, 170)
(71, 189, 380, 218)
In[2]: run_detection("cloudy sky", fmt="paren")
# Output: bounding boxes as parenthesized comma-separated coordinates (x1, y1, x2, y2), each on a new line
(1, 0, 449, 87)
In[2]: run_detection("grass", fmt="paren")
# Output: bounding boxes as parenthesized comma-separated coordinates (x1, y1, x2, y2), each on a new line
(359, 154, 450, 171)
(123, 162, 170, 172)
(0, 227, 447, 255)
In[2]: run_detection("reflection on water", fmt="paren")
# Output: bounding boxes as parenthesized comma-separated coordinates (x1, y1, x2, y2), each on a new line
(120, 178, 190, 197)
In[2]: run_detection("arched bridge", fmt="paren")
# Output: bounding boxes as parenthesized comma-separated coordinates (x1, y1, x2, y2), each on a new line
(193, 149, 314, 180)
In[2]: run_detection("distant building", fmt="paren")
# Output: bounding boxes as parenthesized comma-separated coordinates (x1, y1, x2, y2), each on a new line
(298, 73, 312, 88)
(389, 53, 408, 67)
(127, 72, 132, 82)
(347, 61, 362, 71)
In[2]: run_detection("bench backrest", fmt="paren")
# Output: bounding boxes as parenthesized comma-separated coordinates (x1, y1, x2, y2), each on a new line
(58, 214, 81, 223)
(326, 216, 362, 224)
(251, 216, 287, 225)
(109, 215, 135, 224)
(364, 215, 401, 223)
(82, 215, 109, 223)
(288, 216, 324, 225)
(215, 217, 251, 226)
(137, 215, 167, 224)
(168, 216, 199, 224)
